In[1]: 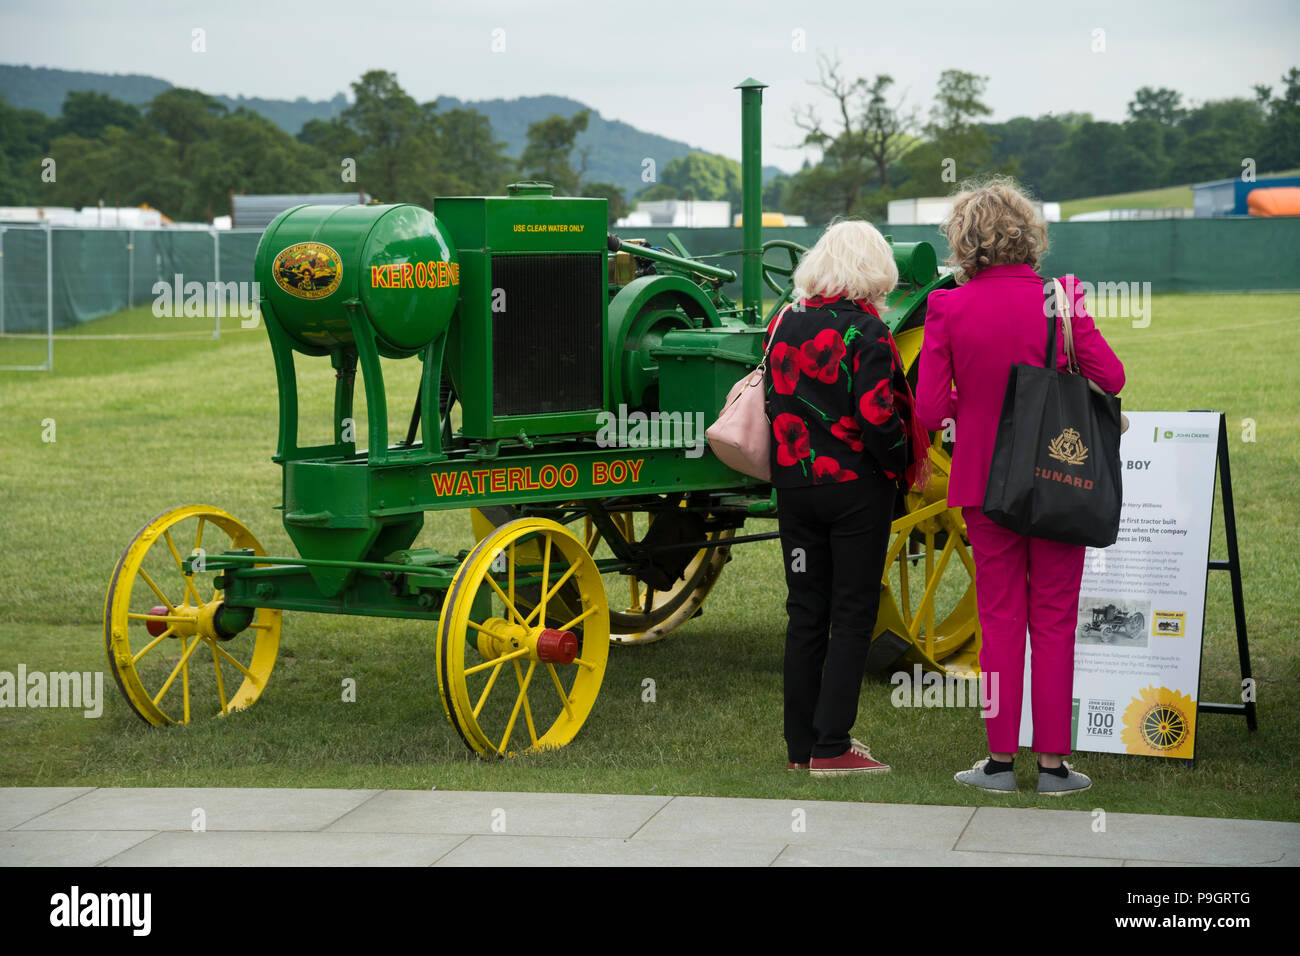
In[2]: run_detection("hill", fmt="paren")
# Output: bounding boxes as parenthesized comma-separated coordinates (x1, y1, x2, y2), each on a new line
(0, 64, 782, 203)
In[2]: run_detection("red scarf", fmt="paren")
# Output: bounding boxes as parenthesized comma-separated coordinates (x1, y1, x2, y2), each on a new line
(884, 333, 933, 493)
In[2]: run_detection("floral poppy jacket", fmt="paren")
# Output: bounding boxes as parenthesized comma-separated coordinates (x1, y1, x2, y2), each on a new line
(763, 297, 909, 488)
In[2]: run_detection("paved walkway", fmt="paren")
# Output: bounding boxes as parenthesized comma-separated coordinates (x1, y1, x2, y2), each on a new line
(2, 788, 1296, 866)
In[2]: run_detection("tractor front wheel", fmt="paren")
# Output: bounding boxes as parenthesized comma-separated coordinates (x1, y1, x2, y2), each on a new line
(103, 505, 281, 725)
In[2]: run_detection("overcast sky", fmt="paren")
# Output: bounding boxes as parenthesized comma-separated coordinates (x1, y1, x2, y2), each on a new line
(3, 0, 1298, 173)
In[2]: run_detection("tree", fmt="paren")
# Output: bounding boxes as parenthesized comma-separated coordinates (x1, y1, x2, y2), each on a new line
(1039, 121, 1160, 198)
(435, 108, 515, 194)
(763, 173, 790, 211)
(186, 109, 334, 220)
(146, 88, 227, 163)
(297, 117, 362, 166)
(1169, 97, 1266, 182)
(792, 55, 916, 214)
(1127, 87, 1186, 126)
(297, 72, 512, 206)
(0, 94, 52, 204)
(1121, 118, 1173, 190)
(1172, 129, 1247, 182)
(784, 162, 869, 223)
(860, 74, 916, 188)
(39, 127, 186, 215)
(579, 181, 627, 225)
(340, 71, 428, 203)
(1258, 67, 1300, 172)
(520, 110, 590, 194)
(984, 115, 1069, 193)
(637, 152, 742, 206)
(925, 69, 994, 180)
(896, 139, 948, 197)
(59, 91, 141, 139)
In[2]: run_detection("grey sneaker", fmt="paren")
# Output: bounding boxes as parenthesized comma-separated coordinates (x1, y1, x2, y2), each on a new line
(954, 758, 1017, 792)
(1037, 762, 1092, 795)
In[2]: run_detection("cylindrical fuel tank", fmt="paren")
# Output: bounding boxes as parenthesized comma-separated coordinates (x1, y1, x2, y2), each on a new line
(255, 203, 460, 353)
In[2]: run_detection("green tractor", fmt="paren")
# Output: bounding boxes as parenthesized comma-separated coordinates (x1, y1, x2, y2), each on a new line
(103, 80, 974, 758)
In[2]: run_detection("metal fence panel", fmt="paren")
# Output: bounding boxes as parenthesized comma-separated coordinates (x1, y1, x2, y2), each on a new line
(1, 220, 1297, 339)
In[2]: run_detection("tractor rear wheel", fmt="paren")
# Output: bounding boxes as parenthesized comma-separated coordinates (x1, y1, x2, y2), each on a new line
(581, 502, 734, 645)
(438, 517, 610, 757)
(472, 498, 734, 646)
(873, 438, 981, 677)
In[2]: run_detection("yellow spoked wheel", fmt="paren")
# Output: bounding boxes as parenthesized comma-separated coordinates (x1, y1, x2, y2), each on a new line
(103, 505, 281, 725)
(876, 440, 981, 676)
(580, 504, 734, 646)
(438, 517, 610, 758)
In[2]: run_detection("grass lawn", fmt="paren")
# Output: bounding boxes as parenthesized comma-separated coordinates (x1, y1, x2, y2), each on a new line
(1059, 184, 1196, 219)
(1, 295, 1297, 821)
(1057, 168, 1300, 219)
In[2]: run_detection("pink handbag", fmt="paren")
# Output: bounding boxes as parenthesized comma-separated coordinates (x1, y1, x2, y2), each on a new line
(705, 309, 787, 480)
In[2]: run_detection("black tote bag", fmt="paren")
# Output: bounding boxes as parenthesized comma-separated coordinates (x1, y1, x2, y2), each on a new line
(982, 281, 1123, 548)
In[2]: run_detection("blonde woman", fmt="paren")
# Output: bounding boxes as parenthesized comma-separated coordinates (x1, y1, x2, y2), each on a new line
(916, 178, 1124, 794)
(767, 220, 930, 775)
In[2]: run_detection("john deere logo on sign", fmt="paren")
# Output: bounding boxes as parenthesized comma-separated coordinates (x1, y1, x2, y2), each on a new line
(1048, 426, 1089, 466)
(273, 242, 342, 299)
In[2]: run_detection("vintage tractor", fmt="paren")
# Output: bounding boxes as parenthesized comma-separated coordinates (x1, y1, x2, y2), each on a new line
(102, 79, 976, 757)
(1081, 604, 1146, 642)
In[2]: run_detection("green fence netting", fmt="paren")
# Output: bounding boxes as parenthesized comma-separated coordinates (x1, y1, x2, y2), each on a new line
(1, 218, 1296, 337)
(625, 218, 1300, 299)
(0, 227, 264, 334)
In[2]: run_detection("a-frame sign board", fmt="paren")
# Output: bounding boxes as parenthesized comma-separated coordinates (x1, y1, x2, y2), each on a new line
(1017, 411, 1255, 764)
(1193, 411, 1258, 735)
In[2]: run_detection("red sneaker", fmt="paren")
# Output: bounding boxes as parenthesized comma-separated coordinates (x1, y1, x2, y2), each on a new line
(809, 739, 890, 776)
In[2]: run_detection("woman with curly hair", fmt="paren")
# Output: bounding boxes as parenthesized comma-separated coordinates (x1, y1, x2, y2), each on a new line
(765, 219, 931, 776)
(917, 177, 1125, 795)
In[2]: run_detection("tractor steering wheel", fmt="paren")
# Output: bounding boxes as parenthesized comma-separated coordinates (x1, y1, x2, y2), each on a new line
(761, 239, 808, 298)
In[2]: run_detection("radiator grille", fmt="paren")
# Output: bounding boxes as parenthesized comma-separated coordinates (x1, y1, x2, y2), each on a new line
(491, 253, 604, 418)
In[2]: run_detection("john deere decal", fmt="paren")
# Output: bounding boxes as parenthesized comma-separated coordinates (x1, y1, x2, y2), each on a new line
(273, 242, 342, 300)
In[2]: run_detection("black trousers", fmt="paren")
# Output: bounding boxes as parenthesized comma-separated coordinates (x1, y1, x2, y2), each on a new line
(776, 471, 894, 761)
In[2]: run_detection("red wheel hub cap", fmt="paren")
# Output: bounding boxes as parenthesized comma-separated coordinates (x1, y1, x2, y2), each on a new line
(536, 628, 578, 664)
(145, 605, 170, 637)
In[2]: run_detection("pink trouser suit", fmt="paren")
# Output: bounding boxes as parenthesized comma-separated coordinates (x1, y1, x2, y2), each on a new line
(916, 266, 1125, 754)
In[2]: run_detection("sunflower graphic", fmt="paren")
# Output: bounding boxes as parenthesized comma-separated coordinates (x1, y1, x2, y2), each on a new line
(1121, 686, 1196, 759)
